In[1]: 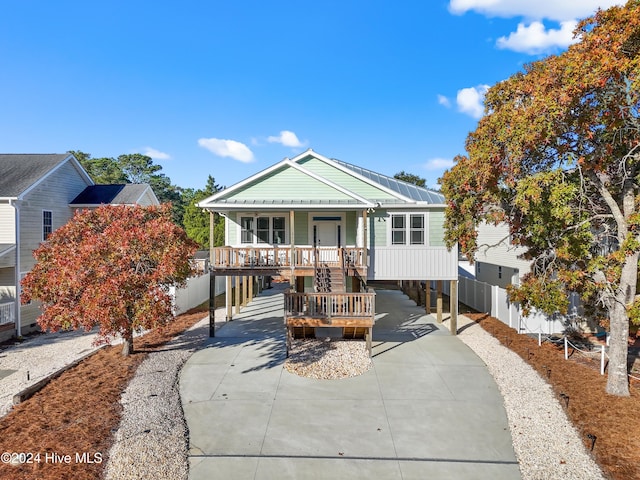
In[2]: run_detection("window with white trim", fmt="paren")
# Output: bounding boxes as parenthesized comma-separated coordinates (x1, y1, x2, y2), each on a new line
(391, 215, 406, 245)
(410, 214, 424, 245)
(43, 210, 52, 241)
(391, 213, 429, 245)
(240, 215, 287, 244)
(256, 217, 269, 243)
(272, 217, 285, 244)
(240, 217, 253, 243)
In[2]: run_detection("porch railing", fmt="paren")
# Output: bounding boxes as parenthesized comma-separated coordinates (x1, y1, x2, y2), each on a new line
(211, 246, 366, 270)
(284, 289, 375, 324)
(0, 301, 15, 325)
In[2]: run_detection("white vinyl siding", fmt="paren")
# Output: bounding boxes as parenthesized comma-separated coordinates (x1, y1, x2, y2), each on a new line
(0, 205, 14, 243)
(18, 159, 92, 270)
(369, 246, 457, 280)
(475, 221, 531, 282)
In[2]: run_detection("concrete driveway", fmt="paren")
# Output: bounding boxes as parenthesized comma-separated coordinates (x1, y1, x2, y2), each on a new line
(180, 283, 521, 479)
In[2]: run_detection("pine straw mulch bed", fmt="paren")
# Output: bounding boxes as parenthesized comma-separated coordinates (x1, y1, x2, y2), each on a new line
(466, 312, 640, 480)
(0, 305, 208, 480)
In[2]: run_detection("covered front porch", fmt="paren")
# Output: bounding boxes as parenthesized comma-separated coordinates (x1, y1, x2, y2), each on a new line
(209, 245, 367, 279)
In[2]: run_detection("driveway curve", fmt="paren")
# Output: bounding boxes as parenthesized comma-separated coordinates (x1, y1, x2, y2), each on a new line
(180, 284, 520, 480)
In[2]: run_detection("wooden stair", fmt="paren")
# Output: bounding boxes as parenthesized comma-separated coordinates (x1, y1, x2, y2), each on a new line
(314, 263, 344, 293)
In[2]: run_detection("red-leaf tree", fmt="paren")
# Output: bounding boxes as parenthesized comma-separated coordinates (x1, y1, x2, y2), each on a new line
(441, 1, 640, 396)
(21, 204, 198, 356)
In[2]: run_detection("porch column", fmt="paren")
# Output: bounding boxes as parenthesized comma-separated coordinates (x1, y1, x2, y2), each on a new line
(235, 276, 241, 315)
(226, 276, 232, 321)
(209, 211, 214, 263)
(242, 275, 248, 305)
(209, 272, 216, 337)
(248, 275, 254, 301)
(362, 209, 368, 279)
(450, 280, 458, 335)
(290, 210, 296, 291)
(425, 280, 431, 314)
(13, 200, 21, 338)
(436, 280, 443, 323)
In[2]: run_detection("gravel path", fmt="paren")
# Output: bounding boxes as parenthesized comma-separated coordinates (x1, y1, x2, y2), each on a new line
(104, 311, 222, 480)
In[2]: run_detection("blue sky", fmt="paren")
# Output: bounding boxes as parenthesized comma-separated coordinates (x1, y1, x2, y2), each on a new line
(0, 0, 624, 191)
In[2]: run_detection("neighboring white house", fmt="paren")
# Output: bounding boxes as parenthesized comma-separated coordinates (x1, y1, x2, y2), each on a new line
(0, 153, 158, 342)
(467, 220, 584, 334)
(474, 221, 531, 288)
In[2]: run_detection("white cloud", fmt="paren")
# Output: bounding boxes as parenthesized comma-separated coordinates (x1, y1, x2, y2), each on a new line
(449, 1, 624, 53)
(142, 147, 171, 160)
(496, 20, 577, 54)
(267, 130, 306, 148)
(198, 138, 255, 163)
(425, 157, 456, 170)
(437, 94, 451, 108)
(456, 85, 489, 119)
(449, 1, 624, 22)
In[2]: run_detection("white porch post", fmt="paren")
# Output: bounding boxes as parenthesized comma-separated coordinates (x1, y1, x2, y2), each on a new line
(12, 200, 21, 338)
(290, 210, 295, 291)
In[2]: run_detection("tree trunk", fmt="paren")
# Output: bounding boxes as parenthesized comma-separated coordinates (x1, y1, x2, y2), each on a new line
(605, 252, 637, 396)
(121, 327, 134, 356)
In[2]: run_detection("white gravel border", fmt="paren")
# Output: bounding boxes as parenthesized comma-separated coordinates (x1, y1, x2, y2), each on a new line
(450, 316, 606, 480)
(104, 314, 215, 480)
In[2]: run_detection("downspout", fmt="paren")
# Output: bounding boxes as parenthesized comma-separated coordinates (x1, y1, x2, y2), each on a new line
(11, 199, 21, 338)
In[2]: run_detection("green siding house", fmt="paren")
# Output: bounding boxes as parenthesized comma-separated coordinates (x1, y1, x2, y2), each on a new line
(198, 150, 458, 350)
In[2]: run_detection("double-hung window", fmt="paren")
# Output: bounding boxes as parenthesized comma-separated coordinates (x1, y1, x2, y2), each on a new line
(256, 217, 269, 243)
(43, 210, 53, 241)
(391, 215, 406, 245)
(410, 214, 424, 245)
(272, 217, 285, 244)
(240, 217, 253, 243)
(391, 213, 428, 246)
(241, 215, 286, 244)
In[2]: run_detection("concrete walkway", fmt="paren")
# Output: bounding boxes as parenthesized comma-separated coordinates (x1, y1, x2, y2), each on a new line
(180, 284, 521, 479)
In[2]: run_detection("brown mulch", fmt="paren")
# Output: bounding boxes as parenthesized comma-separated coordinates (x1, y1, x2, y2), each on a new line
(0, 305, 209, 480)
(466, 312, 640, 480)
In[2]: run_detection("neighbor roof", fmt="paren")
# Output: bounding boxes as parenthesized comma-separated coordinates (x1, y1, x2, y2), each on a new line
(0, 244, 15, 259)
(70, 184, 156, 206)
(0, 154, 91, 199)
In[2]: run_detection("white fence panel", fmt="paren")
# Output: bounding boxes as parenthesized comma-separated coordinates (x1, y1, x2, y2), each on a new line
(170, 274, 226, 315)
(458, 276, 571, 335)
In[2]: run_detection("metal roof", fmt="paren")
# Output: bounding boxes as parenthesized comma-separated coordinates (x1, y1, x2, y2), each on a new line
(331, 158, 445, 204)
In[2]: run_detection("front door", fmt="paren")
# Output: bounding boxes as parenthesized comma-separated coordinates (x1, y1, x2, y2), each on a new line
(313, 220, 341, 264)
(314, 221, 338, 247)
